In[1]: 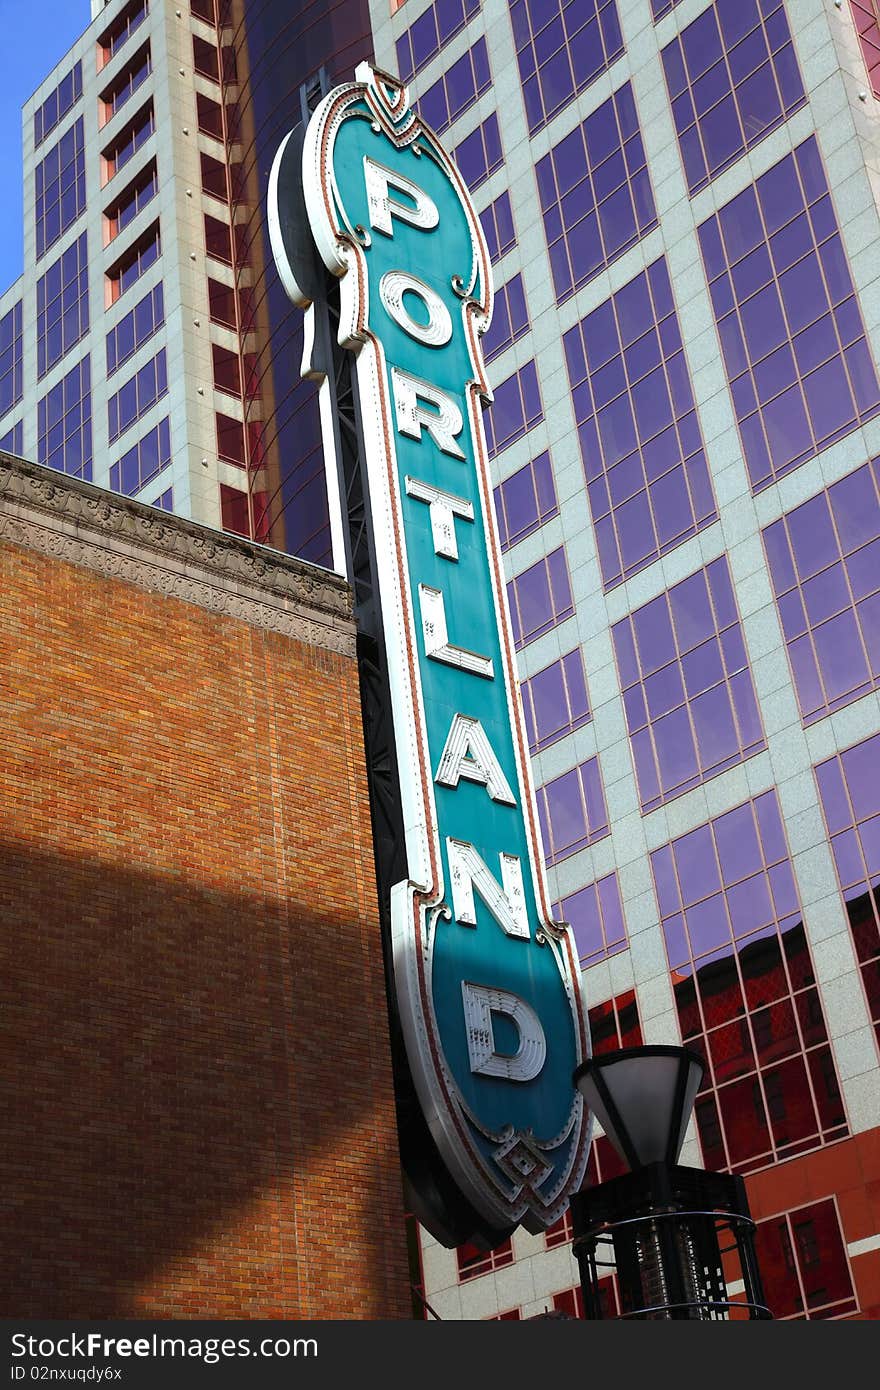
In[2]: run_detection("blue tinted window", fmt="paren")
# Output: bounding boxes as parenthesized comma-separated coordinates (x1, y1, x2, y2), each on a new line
(110, 417, 172, 496)
(554, 871, 627, 968)
(151, 486, 173, 512)
(396, 0, 481, 82)
(483, 273, 529, 363)
(35, 117, 86, 259)
(652, 0, 683, 19)
(108, 224, 161, 302)
(494, 450, 558, 550)
(663, 0, 806, 196)
(37, 232, 89, 379)
(33, 62, 82, 147)
(521, 648, 591, 754)
(0, 421, 23, 454)
(511, 0, 624, 134)
(101, 43, 152, 124)
(37, 356, 92, 481)
(99, 0, 149, 65)
(563, 256, 716, 590)
(507, 545, 574, 649)
(453, 112, 503, 191)
(108, 348, 168, 443)
(537, 755, 609, 865)
(104, 101, 155, 181)
(480, 192, 516, 263)
(107, 283, 164, 376)
(698, 137, 880, 492)
(484, 359, 543, 458)
(0, 302, 23, 418)
(536, 84, 657, 303)
(417, 38, 492, 133)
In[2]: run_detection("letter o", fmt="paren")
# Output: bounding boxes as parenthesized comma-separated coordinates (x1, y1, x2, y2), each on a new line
(379, 270, 452, 347)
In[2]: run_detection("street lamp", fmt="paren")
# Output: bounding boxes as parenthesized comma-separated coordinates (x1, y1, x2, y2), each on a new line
(571, 1046, 771, 1320)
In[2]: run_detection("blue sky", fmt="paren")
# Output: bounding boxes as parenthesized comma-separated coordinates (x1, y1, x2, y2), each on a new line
(0, 1, 91, 292)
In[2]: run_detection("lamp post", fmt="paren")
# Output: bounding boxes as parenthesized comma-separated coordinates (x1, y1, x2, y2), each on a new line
(571, 1046, 771, 1320)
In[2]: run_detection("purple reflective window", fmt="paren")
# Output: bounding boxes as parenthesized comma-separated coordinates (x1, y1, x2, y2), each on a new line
(108, 224, 161, 302)
(652, 790, 847, 1175)
(33, 61, 82, 148)
(613, 556, 764, 811)
(815, 731, 880, 1048)
(484, 359, 543, 458)
(107, 161, 158, 240)
(0, 302, 23, 419)
(521, 647, 591, 754)
(453, 113, 503, 192)
(101, 44, 152, 124)
(0, 420, 23, 454)
(110, 416, 171, 496)
(849, 2, 880, 99)
(104, 101, 155, 182)
(417, 37, 492, 133)
(106, 282, 164, 376)
(483, 273, 529, 363)
(511, 0, 624, 135)
(663, 1, 806, 196)
(536, 83, 657, 304)
(698, 138, 880, 492)
(35, 117, 86, 260)
(152, 486, 173, 512)
(108, 348, 168, 444)
(652, 0, 683, 18)
(494, 449, 558, 551)
(763, 456, 880, 724)
(37, 356, 92, 482)
(396, 0, 481, 82)
(507, 545, 574, 649)
(564, 256, 717, 590)
(36, 232, 89, 380)
(537, 756, 609, 866)
(554, 871, 627, 967)
(99, 0, 149, 65)
(480, 191, 516, 264)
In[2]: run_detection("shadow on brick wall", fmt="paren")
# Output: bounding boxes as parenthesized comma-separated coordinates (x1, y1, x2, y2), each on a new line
(0, 836, 409, 1319)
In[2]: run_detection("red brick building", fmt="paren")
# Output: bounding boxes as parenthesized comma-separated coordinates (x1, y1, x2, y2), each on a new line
(0, 450, 411, 1318)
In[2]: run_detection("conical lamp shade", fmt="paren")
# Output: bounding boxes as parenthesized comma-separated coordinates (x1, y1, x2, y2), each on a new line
(573, 1046, 704, 1172)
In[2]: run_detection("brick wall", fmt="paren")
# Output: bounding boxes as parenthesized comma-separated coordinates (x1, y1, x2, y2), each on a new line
(0, 464, 411, 1318)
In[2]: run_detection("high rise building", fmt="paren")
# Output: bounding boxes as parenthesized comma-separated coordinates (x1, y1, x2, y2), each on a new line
(0, 0, 372, 556)
(361, 0, 880, 1320)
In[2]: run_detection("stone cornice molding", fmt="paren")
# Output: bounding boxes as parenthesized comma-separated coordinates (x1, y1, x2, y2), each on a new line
(0, 453, 356, 656)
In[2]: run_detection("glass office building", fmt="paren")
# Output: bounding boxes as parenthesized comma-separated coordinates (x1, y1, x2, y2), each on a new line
(366, 0, 880, 1320)
(0, 0, 372, 555)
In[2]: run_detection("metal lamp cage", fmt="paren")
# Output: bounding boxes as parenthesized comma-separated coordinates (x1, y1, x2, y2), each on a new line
(571, 1163, 772, 1320)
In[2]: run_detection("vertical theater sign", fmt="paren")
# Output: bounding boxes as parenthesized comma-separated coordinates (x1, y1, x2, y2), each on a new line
(270, 64, 589, 1235)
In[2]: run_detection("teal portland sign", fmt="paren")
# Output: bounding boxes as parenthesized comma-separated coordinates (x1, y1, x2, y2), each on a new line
(269, 64, 589, 1231)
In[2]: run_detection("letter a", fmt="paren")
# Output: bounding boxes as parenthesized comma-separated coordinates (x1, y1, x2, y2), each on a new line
(435, 714, 516, 805)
